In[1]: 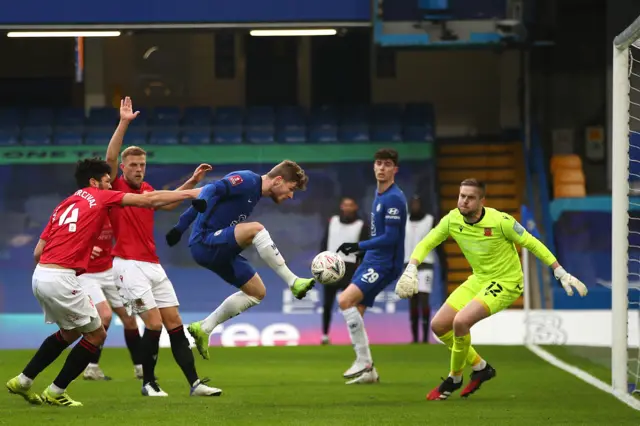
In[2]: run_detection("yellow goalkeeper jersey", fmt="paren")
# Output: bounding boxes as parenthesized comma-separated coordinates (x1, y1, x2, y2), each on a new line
(410, 207, 556, 284)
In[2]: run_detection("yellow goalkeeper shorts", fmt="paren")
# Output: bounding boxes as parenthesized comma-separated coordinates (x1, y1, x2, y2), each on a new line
(445, 275, 523, 315)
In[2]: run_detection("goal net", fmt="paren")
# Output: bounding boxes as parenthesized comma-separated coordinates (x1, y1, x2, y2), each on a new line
(613, 15, 640, 397)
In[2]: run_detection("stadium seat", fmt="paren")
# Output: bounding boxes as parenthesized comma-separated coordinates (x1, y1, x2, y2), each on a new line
(53, 129, 84, 145)
(213, 126, 243, 144)
(84, 130, 112, 146)
(339, 125, 370, 143)
(309, 126, 338, 143)
(403, 124, 435, 141)
(0, 109, 23, 127)
(404, 102, 435, 126)
(126, 128, 149, 145)
(553, 169, 586, 185)
(247, 106, 275, 127)
(310, 105, 337, 128)
(371, 103, 403, 125)
(214, 107, 244, 127)
(181, 128, 212, 145)
(25, 108, 54, 127)
(56, 108, 86, 127)
(151, 106, 181, 127)
(554, 183, 586, 198)
(183, 107, 213, 127)
(341, 104, 369, 126)
(0, 128, 19, 146)
(276, 105, 306, 128)
(149, 128, 179, 145)
(277, 127, 307, 144)
(371, 124, 403, 142)
(87, 106, 118, 127)
(246, 126, 275, 144)
(21, 127, 52, 146)
(550, 154, 583, 175)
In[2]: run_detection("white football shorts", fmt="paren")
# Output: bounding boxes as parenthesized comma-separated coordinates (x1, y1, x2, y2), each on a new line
(77, 268, 124, 309)
(112, 257, 179, 315)
(32, 265, 102, 332)
(417, 268, 434, 294)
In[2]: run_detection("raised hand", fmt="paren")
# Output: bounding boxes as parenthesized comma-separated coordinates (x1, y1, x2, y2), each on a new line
(191, 164, 213, 184)
(120, 96, 140, 122)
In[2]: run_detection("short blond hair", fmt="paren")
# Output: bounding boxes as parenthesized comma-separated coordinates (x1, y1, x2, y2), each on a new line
(121, 146, 147, 160)
(267, 160, 308, 191)
(460, 178, 486, 198)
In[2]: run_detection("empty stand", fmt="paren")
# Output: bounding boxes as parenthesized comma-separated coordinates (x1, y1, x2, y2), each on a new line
(0, 103, 436, 146)
(550, 154, 586, 199)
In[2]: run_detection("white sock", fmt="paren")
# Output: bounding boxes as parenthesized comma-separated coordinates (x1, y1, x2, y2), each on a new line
(87, 363, 99, 369)
(342, 307, 372, 364)
(448, 374, 462, 384)
(201, 291, 261, 335)
(253, 228, 297, 287)
(17, 373, 33, 388)
(472, 358, 487, 371)
(49, 383, 65, 395)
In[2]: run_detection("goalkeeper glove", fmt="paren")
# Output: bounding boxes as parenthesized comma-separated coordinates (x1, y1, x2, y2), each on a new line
(553, 266, 588, 297)
(165, 228, 182, 247)
(395, 263, 419, 299)
(192, 199, 207, 213)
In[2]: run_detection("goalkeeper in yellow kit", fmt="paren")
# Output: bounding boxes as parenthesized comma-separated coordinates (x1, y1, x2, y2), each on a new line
(395, 178, 588, 400)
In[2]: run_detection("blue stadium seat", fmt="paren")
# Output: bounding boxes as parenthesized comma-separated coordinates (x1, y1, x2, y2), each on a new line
(0, 109, 23, 127)
(214, 107, 244, 126)
(151, 106, 181, 127)
(372, 103, 403, 125)
(309, 126, 338, 143)
(213, 126, 243, 144)
(246, 126, 275, 144)
(183, 107, 213, 127)
(341, 104, 369, 126)
(276, 106, 306, 128)
(339, 125, 370, 143)
(0, 128, 19, 146)
(310, 105, 337, 128)
(403, 124, 435, 142)
(56, 108, 86, 127)
(126, 128, 149, 145)
(181, 128, 212, 145)
(371, 124, 403, 142)
(84, 130, 112, 145)
(87, 106, 118, 127)
(53, 129, 84, 145)
(277, 127, 307, 144)
(21, 127, 52, 146)
(403, 103, 435, 126)
(247, 106, 275, 127)
(25, 108, 54, 127)
(149, 128, 179, 145)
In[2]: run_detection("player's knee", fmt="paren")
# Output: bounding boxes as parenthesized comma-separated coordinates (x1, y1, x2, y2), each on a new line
(141, 308, 163, 331)
(452, 314, 471, 335)
(84, 325, 107, 346)
(59, 328, 81, 344)
(120, 313, 138, 330)
(160, 307, 183, 331)
(337, 293, 355, 311)
(430, 317, 450, 337)
(96, 302, 113, 328)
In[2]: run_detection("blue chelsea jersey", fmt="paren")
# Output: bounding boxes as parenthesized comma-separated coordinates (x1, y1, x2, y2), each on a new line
(363, 183, 407, 270)
(189, 170, 262, 244)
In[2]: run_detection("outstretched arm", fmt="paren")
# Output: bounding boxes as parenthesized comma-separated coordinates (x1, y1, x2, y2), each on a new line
(156, 163, 212, 211)
(105, 97, 139, 182)
(501, 215, 587, 297)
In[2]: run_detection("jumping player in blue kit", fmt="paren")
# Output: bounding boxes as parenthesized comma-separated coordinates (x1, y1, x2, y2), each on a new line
(164, 160, 315, 360)
(335, 148, 407, 384)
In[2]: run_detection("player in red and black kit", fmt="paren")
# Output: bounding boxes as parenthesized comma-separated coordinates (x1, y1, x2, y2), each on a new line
(5, 158, 202, 407)
(105, 97, 219, 397)
(78, 216, 144, 381)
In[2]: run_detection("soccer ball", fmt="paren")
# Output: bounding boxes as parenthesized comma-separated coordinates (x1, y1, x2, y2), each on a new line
(311, 251, 346, 285)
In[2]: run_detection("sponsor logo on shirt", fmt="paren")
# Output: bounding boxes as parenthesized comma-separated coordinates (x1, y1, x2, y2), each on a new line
(228, 175, 243, 186)
(484, 227, 492, 237)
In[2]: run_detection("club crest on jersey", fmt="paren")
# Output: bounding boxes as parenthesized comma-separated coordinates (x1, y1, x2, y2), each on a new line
(228, 175, 243, 186)
(484, 228, 492, 237)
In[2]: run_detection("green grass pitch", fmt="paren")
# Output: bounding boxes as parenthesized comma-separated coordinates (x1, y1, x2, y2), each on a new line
(1, 344, 638, 425)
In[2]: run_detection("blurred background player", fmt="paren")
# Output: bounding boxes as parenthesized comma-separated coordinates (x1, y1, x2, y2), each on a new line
(319, 196, 369, 345)
(396, 178, 588, 400)
(78, 218, 143, 381)
(6, 158, 201, 407)
(105, 97, 218, 397)
(404, 195, 435, 344)
(165, 162, 316, 360)
(335, 148, 407, 384)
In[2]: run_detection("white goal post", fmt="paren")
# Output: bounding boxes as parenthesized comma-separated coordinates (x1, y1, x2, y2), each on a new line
(612, 15, 640, 395)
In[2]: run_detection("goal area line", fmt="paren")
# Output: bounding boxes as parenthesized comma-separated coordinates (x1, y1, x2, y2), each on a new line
(526, 344, 640, 411)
